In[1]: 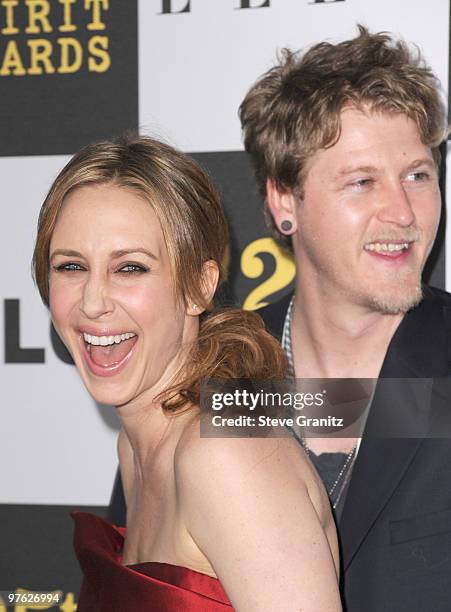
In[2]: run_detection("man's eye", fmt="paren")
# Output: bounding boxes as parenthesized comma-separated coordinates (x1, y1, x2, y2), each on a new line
(118, 264, 148, 274)
(351, 178, 373, 190)
(53, 263, 83, 272)
(406, 171, 429, 182)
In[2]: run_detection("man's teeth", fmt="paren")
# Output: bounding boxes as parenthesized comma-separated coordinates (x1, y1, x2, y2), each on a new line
(364, 242, 409, 253)
(83, 332, 136, 346)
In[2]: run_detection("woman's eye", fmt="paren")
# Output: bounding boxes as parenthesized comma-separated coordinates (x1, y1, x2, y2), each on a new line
(53, 263, 83, 272)
(118, 264, 148, 274)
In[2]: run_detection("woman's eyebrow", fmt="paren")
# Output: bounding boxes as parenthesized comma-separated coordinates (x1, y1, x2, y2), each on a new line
(49, 249, 82, 262)
(110, 248, 159, 261)
(50, 248, 159, 262)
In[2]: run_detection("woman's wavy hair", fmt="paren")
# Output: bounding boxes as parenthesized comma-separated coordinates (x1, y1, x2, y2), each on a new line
(32, 135, 287, 411)
(239, 25, 448, 250)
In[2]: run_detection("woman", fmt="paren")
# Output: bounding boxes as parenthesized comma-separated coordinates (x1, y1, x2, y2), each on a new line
(32, 135, 341, 611)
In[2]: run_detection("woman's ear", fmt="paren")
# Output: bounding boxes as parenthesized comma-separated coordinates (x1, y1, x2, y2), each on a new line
(186, 260, 220, 316)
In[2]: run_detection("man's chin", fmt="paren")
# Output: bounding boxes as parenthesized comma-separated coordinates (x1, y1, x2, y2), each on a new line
(364, 284, 423, 315)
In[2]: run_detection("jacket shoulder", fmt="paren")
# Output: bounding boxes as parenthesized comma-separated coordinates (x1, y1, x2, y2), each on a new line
(424, 285, 451, 307)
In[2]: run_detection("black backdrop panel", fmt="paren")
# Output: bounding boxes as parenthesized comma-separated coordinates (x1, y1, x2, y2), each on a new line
(0, 505, 107, 609)
(0, 1, 138, 156)
(424, 139, 447, 290)
(192, 150, 296, 307)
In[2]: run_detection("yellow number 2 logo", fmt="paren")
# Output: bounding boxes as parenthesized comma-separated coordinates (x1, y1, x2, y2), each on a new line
(241, 237, 296, 310)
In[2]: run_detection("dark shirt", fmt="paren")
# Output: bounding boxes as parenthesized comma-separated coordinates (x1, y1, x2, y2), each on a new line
(308, 451, 354, 521)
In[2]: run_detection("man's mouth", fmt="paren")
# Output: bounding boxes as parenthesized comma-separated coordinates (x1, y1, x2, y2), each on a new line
(363, 241, 412, 257)
(82, 331, 138, 371)
(364, 241, 409, 253)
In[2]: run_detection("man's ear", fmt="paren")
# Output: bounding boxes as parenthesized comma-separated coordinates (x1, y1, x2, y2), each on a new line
(186, 260, 220, 316)
(266, 179, 298, 235)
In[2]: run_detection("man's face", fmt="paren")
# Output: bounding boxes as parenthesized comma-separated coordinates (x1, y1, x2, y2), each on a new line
(292, 107, 441, 314)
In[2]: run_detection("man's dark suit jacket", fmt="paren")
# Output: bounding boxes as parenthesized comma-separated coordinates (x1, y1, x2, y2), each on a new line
(108, 285, 451, 612)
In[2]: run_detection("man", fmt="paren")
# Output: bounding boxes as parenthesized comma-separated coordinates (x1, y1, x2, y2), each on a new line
(238, 25, 451, 611)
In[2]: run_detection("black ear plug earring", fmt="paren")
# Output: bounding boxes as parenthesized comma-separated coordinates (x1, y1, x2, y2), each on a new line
(280, 220, 293, 232)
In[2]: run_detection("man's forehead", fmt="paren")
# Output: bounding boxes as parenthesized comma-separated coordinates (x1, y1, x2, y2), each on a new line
(309, 109, 431, 172)
(337, 106, 422, 143)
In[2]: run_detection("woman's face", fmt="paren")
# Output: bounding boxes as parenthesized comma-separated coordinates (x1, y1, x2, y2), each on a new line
(49, 183, 195, 408)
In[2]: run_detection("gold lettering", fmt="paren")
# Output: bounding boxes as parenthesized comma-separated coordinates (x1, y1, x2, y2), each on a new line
(88, 35, 110, 72)
(0, 40, 26, 75)
(58, 0, 77, 32)
(58, 37, 82, 73)
(25, 0, 52, 34)
(241, 238, 296, 310)
(27, 38, 55, 74)
(1, 0, 19, 34)
(85, 0, 109, 31)
(59, 592, 77, 612)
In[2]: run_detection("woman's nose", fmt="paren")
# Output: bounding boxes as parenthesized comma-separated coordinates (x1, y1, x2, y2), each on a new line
(79, 274, 115, 319)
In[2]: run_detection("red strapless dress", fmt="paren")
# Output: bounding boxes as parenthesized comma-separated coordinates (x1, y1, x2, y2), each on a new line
(72, 512, 233, 611)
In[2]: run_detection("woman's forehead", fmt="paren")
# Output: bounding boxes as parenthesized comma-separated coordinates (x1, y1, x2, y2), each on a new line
(51, 184, 166, 259)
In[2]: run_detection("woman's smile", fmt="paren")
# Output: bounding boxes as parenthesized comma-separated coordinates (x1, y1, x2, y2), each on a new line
(79, 328, 138, 377)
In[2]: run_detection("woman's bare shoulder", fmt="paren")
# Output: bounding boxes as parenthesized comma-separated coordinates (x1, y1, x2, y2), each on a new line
(173, 413, 341, 611)
(176, 416, 306, 472)
(174, 415, 320, 509)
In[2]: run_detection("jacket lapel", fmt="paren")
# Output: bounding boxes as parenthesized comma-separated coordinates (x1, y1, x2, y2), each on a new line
(339, 436, 423, 570)
(339, 287, 451, 571)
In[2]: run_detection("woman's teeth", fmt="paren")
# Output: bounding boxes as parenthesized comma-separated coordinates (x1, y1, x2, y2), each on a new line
(83, 332, 136, 351)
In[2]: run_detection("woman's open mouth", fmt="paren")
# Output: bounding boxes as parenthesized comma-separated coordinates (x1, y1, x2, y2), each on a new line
(79, 331, 138, 377)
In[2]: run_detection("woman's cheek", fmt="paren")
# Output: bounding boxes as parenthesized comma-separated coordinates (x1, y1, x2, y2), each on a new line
(49, 282, 76, 344)
(121, 284, 175, 319)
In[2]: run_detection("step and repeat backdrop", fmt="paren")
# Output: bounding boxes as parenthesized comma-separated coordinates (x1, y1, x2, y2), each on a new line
(1, 0, 450, 607)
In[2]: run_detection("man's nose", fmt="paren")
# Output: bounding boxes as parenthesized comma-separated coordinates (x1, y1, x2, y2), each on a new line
(79, 274, 114, 319)
(376, 181, 415, 227)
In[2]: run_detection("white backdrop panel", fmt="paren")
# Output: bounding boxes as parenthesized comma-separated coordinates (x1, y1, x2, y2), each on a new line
(0, 156, 120, 505)
(139, 0, 449, 152)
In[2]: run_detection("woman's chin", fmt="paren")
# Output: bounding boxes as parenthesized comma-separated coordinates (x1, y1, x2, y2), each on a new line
(81, 379, 135, 408)
(72, 354, 138, 407)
